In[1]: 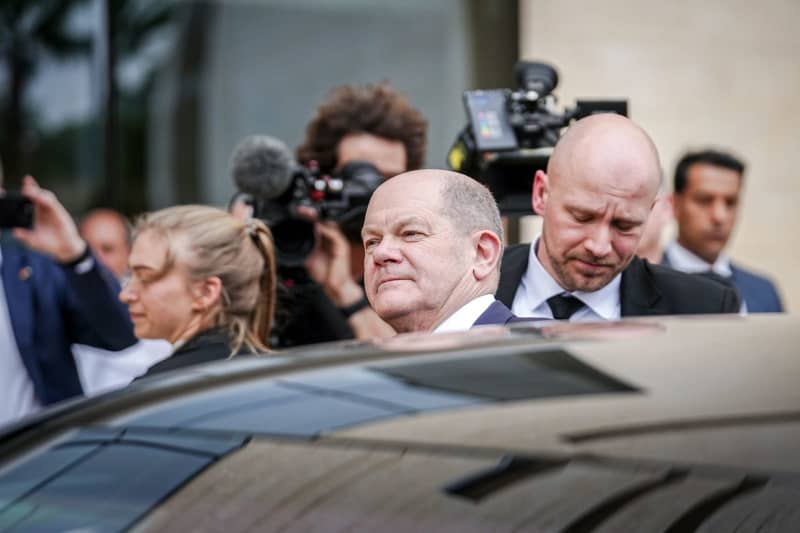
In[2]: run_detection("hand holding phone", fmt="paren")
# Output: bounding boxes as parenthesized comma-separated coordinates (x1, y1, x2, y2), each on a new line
(11, 176, 86, 263)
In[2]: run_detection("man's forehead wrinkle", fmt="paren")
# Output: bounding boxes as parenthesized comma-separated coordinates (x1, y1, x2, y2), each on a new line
(363, 206, 435, 235)
(368, 175, 445, 225)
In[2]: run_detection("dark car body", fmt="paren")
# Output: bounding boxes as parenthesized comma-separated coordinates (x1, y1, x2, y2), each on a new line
(0, 314, 798, 532)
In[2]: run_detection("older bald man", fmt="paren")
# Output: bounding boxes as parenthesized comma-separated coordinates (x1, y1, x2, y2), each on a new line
(496, 114, 740, 320)
(362, 169, 520, 333)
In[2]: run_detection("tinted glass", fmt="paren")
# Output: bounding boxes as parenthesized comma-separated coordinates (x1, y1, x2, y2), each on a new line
(372, 349, 639, 400)
(0, 432, 245, 531)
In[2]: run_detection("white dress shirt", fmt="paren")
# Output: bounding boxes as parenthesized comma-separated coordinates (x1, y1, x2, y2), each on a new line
(511, 237, 621, 321)
(433, 294, 496, 333)
(0, 247, 40, 426)
(664, 241, 733, 277)
(73, 339, 172, 396)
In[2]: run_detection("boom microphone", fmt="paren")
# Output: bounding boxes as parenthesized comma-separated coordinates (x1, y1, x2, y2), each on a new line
(229, 135, 296, 200)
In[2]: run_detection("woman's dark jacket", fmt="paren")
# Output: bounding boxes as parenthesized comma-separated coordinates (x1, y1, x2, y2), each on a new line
(142, 328, 243, 377)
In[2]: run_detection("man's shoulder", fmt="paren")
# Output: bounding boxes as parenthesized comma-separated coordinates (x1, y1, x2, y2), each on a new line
(630, 257, 735, 291)
(730, 262, 780, 290)
(622, 256, 740, 315)
(729, 261, 783, 312)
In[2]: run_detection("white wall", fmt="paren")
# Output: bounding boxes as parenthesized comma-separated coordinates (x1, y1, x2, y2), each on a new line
(520, 0, 800, 311)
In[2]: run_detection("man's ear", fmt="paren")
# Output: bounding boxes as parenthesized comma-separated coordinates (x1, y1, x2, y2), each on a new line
(532, 170, 549, 215)
(472, 230, 502, 281)
(191, 276, 223, 313)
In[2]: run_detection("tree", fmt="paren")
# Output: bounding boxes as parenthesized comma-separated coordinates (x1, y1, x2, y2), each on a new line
(0, 0, 91, 184)
(101, 0, 174, 207)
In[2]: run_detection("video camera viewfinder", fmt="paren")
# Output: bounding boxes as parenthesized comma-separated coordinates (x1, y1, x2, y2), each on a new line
(464, 90, 518, 152)
(449, 60, 628, 215)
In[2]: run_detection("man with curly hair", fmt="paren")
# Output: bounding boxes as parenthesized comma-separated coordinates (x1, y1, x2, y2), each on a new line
(276, 83, 428, 346)
(296, 83, 427, 178)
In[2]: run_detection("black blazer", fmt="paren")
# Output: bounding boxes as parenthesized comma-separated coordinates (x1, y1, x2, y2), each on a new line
(496, 244, 741, 316)
(143, 328, 240, 377)
(661, 254, 782, 313)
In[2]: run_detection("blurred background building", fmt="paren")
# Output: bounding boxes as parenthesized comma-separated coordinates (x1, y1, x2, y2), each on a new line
(1, 0, 797, 310)
(0, 0, 516, 213)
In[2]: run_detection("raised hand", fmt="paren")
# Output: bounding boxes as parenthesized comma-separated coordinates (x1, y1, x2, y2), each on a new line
(304, 221, 363, 306)
(13, 176, 86, 263)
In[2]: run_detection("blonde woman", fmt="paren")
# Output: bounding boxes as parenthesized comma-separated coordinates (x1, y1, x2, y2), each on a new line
(119, 205, 276, 376)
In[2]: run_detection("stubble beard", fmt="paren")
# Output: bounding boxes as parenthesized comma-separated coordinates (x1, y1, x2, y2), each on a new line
(546, 246, 626, 293)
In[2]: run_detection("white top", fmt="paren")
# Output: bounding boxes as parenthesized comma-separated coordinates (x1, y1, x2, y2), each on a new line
(433, 294, 496, 333)
(511, 237, 621, 321)
(0, 247, 41, 427)
(664, 241, 733, 277)
(73, 339, 172, 396)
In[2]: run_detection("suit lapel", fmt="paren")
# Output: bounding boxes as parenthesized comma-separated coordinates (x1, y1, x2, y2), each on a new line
(620, 257, 666, 316)
(496, 244, 530, 307)
(1, 243, 37, 373)
(472, 300, 514, 327)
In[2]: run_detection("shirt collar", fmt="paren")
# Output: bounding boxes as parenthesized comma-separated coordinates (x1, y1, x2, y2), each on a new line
(665, 241, 732, 277)
(434, 294, 496, 333)
(525, 237, 621, 321)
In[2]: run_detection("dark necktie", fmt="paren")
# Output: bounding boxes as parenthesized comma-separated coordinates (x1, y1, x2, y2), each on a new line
(547, 294, 585, 320)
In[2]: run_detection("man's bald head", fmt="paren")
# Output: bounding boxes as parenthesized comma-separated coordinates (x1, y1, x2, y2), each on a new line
(533, 114, 663, 292)
(547, 113, 662, 198)
(547, 113, 662, 201)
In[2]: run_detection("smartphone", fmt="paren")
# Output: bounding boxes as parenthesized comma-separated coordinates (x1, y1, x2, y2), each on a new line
(0, 193, 34, 229)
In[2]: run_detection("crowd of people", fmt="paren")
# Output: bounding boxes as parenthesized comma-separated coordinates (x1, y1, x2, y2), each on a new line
(0, 82, 783, 428)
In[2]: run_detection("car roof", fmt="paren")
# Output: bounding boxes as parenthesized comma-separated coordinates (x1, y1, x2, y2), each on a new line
(1, 314, 798, 531)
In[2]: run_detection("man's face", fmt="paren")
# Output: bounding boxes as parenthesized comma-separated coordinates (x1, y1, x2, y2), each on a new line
(80, 215, 131, 280)
(337, 132, 407, 178)
(362, 177, 474, 332)
(534, 168, 656, 292)
(673, 163, 742, 264)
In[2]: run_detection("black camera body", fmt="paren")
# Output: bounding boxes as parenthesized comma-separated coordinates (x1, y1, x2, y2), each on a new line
(254, 160, 383, 268)
(448, 61, 628, 214)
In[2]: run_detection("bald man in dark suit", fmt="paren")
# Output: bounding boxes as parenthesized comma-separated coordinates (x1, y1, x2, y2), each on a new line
(495, 114, 740, 320)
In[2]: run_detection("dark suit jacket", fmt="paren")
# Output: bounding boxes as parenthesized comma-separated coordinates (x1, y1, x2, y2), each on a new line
(142, 328, 237, 377)
(472, 300, 517, 326)
(497, 244, 741, 316)
(661, 253, 782, 313)
(730, 264, 783, 313)
(1, 241, 137, 406)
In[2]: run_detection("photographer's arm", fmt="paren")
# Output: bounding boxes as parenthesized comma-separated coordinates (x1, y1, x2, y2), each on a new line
(305, 222, 395, 340)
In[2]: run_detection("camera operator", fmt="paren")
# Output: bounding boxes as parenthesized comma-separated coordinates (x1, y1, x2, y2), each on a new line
(280, 82, 427, 345)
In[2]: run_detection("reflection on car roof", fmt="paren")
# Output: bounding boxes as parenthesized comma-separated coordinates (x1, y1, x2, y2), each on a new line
(0, 314, 798, 531)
